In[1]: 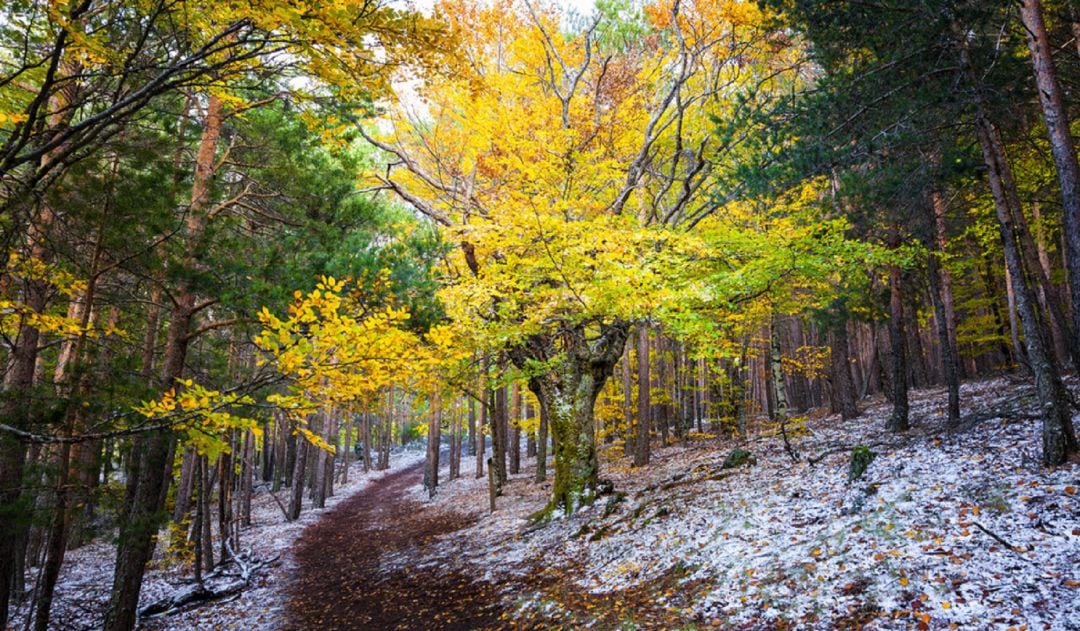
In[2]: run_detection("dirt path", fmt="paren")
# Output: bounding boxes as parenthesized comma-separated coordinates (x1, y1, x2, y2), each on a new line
(283, 463, 504, 630)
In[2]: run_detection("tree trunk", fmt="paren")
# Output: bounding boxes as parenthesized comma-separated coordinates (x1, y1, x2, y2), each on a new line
(340, 413, 353, 484)
(1011, 197, 1076, 371)
(173, 449, 196, 522)
(887, 261, 910, 432)
(467, 396, 477, 457)
(198, 455, 213, 574)
(621, 350, 633, 456)
(931, 190, 965, 379)
(633, 324, 651, 467)
(240, 431, 253, 527)
(104, 94, 223, 631)
(218, 439, 232, 565)
(192, 456, 205, 586)
(1020, 0, 1080, 368)
(828, 316, 860, 420)
(361, 412, 372, 473)
(0, 267, 49, 630)
(510, 323, 629, 518)
(31, 441, 71, 631)
(656, 335, 669, 446)
(476, 377, 486, 480)
(928, 237, 962, 426)
(492, 378, 508, 493)
(959, 23, 1080, 459)
(534, 383, 549, 483)
(287, 435, 308, 521)
(509, 385, 521, 474)
(771, 316, 798, 461)
(449, 400, 460, 481)
(381, 390, 393, 471)
(324, 413, 337, 500)
(974, 112, 1078, 465)
(311, 412, 327, 509)
(424, 395, 441, 498)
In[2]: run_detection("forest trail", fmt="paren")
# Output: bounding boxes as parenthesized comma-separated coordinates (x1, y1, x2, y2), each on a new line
(283, 462, 503, 630)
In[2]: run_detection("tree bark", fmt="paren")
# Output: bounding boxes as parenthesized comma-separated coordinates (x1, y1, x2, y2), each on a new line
(533, 382, 549, 483)
(510, 323, 629, 517)
(962, 46, 1079, 463)
(340, 413, 353, 484)
(105, 94, 223, 631)
(467, 396, 477, 457)
(656, 335, 669, 446)
(476, 376, 486, 480)
(1020, 0, 1080, 369)
(887, 261, 910, 432)
(424, 395, 441, 498)
(287, 434, 307, 521)
(771, 316, 798, 461)
(449, 400, 460, 481)
(978, 118, 1078, 464)
(931, 190, 964, 378)
(633, 324, 651, 467)
(361, 412, 372, 473)
(311, 413, 327, 509)
(509, 384, 521, 474)
(928, 235, 962, 426)
(828, 316, 860, 420)
(621, 350, 633, 456)
(491, 377, 508, 493)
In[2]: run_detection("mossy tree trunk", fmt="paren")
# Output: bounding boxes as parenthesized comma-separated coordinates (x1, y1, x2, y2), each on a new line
(511, 321, 629, 518)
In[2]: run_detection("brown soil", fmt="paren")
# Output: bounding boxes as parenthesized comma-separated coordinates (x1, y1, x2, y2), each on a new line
(283, 463, 504, 630)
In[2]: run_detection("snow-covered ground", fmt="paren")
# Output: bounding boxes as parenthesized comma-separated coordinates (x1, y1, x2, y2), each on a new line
(421, 377, 1080, 629)
(14, 378, 1080, 630)
(9, 446, 425, 631)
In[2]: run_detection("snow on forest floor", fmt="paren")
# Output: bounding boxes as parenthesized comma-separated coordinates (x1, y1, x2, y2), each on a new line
(420, 377, 1080, 630)
(9, 446, 425, 631)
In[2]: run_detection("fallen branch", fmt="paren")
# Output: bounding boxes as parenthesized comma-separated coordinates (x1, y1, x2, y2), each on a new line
(138, 550, 279, 618)
(808, 440, 892, 466)
(267, 488, 291, 521)
(139, 582, 242, 618)
(972, 521, 1034, 563)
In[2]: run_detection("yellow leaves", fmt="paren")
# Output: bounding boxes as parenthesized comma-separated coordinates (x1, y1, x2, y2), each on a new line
(297, 426, 335, 454)
(0, 252, 124, 341)
(0, 112, 29, 128)
(258, 276, 448, 422)
(135, 383, 257, 457)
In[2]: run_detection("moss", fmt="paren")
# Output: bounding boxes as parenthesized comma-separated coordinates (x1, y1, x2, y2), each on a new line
(848, 445, 876, 482)
(721, 448, 755, 469)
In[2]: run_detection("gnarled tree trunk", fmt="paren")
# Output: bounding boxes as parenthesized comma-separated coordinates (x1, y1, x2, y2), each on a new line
(511, 322, 629, 518)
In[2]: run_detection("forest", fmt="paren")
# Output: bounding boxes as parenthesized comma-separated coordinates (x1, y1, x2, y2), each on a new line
(0, 0, 1078, 629)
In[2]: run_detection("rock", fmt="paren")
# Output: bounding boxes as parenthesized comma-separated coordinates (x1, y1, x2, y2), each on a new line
(848, 445, 876, 482)
(721, 448, 755, 470)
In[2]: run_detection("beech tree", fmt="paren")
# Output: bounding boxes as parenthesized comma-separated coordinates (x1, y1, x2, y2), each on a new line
(361, 0, 861, 517)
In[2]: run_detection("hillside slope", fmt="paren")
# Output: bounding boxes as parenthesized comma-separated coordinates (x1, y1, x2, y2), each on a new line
(419, 377, 1080, 630)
